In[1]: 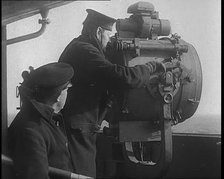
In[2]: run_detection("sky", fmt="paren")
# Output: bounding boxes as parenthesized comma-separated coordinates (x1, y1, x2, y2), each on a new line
(6, 0, 221, 133)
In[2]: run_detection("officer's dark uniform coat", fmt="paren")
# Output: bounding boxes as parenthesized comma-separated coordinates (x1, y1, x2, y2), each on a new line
(8, 99, 74, 179)
(59, 34, 156, 177)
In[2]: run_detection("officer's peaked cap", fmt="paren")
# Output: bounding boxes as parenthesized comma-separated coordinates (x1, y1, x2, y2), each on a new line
(28, 62, 74, 88)
(83, 9, 116, 31)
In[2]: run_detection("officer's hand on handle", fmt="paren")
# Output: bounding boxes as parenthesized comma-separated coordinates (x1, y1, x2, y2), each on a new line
(145, 61, 166, 74)
(155, 61, 166, 73)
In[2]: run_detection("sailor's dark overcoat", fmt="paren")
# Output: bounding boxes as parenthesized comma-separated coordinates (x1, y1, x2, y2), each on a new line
(8, 100, 74, 179)
(59, 35, 155, 177)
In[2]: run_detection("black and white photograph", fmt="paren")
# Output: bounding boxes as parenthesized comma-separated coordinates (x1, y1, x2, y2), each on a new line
(2, 0, 221, 178)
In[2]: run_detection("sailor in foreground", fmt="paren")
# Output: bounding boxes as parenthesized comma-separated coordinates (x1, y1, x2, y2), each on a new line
(59, 9, 166, 178)
(8, 62, 92, 179)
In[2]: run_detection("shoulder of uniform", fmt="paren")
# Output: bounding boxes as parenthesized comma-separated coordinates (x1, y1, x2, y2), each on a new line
(73, 41, 101, 55)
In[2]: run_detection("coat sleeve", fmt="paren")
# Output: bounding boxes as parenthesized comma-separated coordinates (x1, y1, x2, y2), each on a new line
(62, 43, 156, 89)
(12, 128, 49, 179)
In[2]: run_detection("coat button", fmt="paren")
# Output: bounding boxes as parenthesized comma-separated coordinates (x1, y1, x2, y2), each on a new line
(65, 142, 68, 147)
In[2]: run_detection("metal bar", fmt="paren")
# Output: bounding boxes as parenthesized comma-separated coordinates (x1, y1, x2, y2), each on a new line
(123, 40, 188, 52)
(1, 25, 8, 154)
(4, 23, 47, 45)
(3, 9, 50, 46)
(2, 154, 93, 179)
(160, 119, 172, 176)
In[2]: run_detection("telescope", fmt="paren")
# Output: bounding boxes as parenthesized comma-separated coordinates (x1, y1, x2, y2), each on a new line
(105, 1, 202, 177)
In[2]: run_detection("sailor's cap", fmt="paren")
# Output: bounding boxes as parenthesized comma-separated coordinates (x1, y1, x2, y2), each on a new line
(83, 9, 116, 31)
(24, 62, 74, 88)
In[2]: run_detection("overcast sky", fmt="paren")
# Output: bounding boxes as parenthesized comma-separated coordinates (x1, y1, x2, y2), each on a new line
(6, 0, 221, 133)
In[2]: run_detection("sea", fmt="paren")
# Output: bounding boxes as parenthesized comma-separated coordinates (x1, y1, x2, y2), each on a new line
(172, 114, 221, 135)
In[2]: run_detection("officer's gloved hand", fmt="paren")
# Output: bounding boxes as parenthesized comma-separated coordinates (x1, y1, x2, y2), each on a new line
(145, 61, 166, 74)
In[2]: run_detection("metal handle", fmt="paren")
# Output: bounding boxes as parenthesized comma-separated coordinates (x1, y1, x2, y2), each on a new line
(2, 154, 93, 179)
